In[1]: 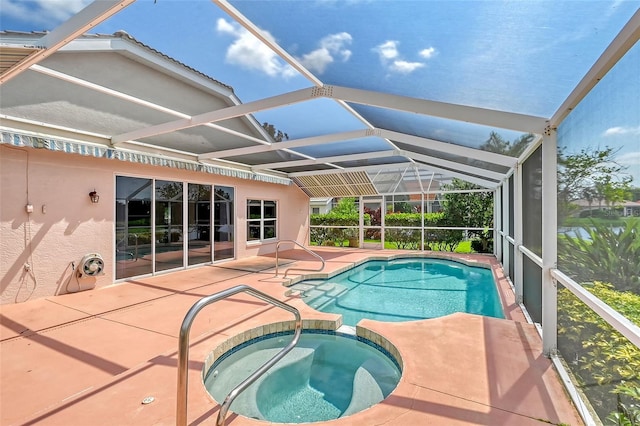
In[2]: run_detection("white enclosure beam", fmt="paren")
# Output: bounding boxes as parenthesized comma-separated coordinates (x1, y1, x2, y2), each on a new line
(542, 130, 558, 356)
(552, 270, 640, 349)
(112, 87, 315, 144)
(514, 165, 523, 304)
(550, 9, 640, 127)
(213, 0, 323, 87)
(403, 151, 505, 181)
(495, 187, 502, 260)
(252, 150, 400, 171)
(380, 129, 517, 168)
(201, 127, 514, 173)
(289, 162, 415, 177)
(30, 64, 269, 147)
(328, 85, 549, 135)
(199, 129, 373, 160)
(502, 181, 511, 275)
(0, 0, 136, 84)
(114, 81, 547, 150)
(414, 167, 497, 189)
(406, 151, 502, 186)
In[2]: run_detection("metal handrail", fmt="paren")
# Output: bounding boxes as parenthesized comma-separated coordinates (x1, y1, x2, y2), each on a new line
(176, 285, 302, 426)
(275, 239, 325, 277)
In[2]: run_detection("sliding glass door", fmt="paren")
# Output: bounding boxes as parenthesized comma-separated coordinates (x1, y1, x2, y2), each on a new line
(115, 176, 153, 279)
(155, 180, 184, 272)
(213, 186, 234, 261)
(188, 184, 212, 265)
(115, 177, 234, 279)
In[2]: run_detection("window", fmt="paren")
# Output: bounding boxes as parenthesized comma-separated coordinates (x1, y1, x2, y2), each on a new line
(247, 199, 277, 241)
(312, 207, 320, 214)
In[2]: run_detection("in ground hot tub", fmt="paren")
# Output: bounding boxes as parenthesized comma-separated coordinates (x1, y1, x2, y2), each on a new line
(203, 329, 402, 423)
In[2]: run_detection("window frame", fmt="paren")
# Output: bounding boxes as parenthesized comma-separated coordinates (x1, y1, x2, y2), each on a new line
(246, 199, 278, 242)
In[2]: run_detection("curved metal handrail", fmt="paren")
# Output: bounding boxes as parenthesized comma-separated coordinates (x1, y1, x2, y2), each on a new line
(275, 239, 325, 278)
(176, 285, 302, 426)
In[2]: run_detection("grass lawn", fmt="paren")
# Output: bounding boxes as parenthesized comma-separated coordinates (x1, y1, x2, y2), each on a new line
(562, 216, 631, 227)
(364, 240, 473, 253)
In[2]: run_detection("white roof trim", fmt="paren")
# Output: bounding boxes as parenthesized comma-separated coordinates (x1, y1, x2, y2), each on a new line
(0, 0, 136, 84)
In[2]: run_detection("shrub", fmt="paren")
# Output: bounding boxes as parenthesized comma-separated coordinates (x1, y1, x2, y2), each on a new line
(471, 238, 493, 253)
(385, 212, 446, 250)
(558, 218, 640, 292)
(558, 282, 640, 421)
(310, 200, 370, 246)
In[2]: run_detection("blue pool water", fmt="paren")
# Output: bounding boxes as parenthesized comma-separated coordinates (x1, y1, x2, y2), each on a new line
(293, 258, 504, 325)
(203, 331, 401, 423)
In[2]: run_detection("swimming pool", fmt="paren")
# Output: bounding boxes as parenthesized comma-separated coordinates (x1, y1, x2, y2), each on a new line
(203, 330, 401, 423)
(292, 257, 504, 325)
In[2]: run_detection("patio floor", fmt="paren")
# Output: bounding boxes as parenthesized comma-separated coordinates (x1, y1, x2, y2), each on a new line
(0, 248, 583, 425)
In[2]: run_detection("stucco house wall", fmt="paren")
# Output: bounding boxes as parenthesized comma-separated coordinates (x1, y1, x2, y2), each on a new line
(0, 145, 309, 304)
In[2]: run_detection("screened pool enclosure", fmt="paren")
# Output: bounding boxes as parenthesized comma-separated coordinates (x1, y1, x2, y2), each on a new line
(1, 1, 639, 424)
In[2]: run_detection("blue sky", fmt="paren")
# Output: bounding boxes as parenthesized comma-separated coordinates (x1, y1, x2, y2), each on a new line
(1, 0, 638, 184)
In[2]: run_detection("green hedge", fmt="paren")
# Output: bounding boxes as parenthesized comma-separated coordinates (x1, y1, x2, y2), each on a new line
(310, 213, 370, 246)
(382, 212, 467, 251)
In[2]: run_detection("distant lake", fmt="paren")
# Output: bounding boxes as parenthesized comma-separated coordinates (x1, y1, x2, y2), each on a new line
(558, 227, 624, 239)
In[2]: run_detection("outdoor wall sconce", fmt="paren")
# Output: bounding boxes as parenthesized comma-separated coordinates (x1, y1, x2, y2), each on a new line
(89, 190, 100, 204)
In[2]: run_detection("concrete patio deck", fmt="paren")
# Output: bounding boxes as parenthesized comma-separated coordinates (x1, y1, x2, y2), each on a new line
(0, 248, 583, 425)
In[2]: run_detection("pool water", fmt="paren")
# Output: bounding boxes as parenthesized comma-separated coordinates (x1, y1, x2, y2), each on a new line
(203, 331, 401, 423)
(293, 258, 504, 325)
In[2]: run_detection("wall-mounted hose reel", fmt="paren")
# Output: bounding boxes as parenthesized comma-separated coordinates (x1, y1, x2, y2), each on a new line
(77, 253, 105, 278)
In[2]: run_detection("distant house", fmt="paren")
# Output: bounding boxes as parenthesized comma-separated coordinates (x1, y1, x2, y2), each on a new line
(310, 198, 333, 215)
(623, 200, 640, 217)
(572, 199, 640, 217)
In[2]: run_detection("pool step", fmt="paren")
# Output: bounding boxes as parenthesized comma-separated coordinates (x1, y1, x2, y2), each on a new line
(304, 283, 349, 310)
(343, 364, 384, 416)
(288, 281, 350, 310)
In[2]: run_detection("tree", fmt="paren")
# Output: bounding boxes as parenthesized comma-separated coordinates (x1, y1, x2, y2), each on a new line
(597, 176, 632, 210)
(479, 132, 534, 157)
(558, 146, 632, 223)
(582, 187, 597, 217)
(479, 131, 509, 154)
(331, 197, 358, 215)
(440, 179, 494, 251)
(261, 122, 289, 142)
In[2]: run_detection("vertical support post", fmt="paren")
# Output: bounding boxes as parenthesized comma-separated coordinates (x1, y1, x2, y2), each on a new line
(151, 179, 157, 274)
(542, 126, 558, 356)
(502, 180, 510, 274)
(421, 192, 425, 251)
(358, 195, 364, 248)
(380, 196, 386, 249)
(495, 187, 502, 260)
(183, 182, 188, 267)
(514, 165, 523, 303)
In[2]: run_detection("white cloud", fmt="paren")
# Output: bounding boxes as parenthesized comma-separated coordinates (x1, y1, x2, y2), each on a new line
(1, 0, 90, 27)
(216, 18, 296, 79)
(419, 47, 437, 59)
(373, 40, 435, 75)
(603, 126, 640, 137)
(375, 40, 400, 60)
(616, 151, 640, 166)
(298, 32, 352, 74)
(390, 60, 425, 74)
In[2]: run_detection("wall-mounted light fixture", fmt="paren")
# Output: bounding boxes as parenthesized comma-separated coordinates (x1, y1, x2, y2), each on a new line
(89, 190, 99, 204)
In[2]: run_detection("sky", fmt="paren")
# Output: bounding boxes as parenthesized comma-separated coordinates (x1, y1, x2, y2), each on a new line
(0, 0, 638, 184)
